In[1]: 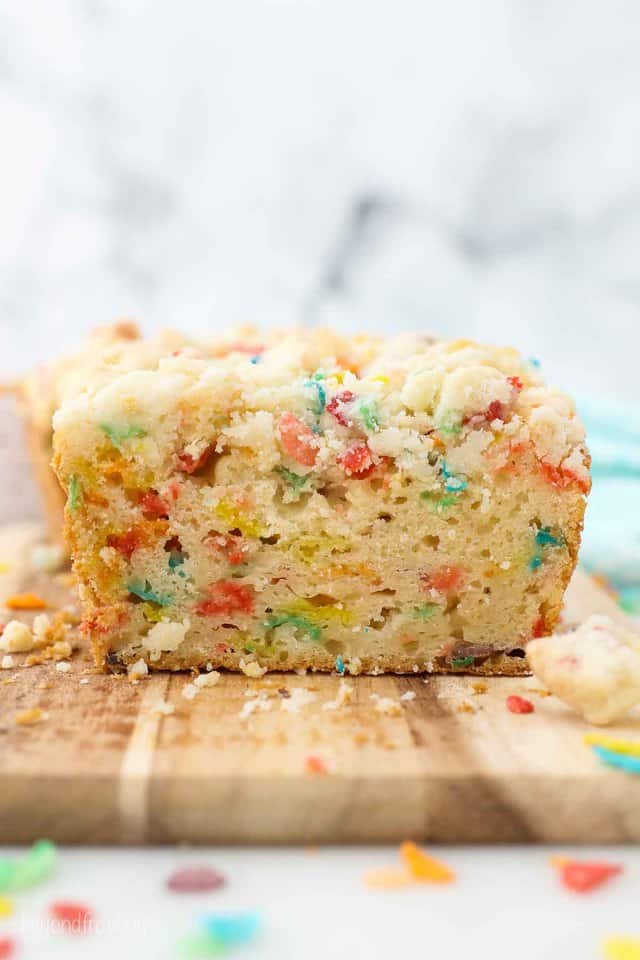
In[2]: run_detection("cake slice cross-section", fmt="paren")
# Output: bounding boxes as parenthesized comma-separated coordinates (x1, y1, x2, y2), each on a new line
(51, 328, 590, 675)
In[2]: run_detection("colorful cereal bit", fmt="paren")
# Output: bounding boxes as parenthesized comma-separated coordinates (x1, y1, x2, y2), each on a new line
(167, 867, 226, 893)
(99, 422, 147, 450)
(358, 398, 380, 432)
(584, 734, 640, 758)
(506, 695, 534, 714)
(0, 937, 16, 959)
(200, 913, 261, 948)
(400, 842, 455, 884)
(49, 900, 94, 933)
(177, 444, 216, 475)
(421, 566, 464, 594)
(275, 466, 309, 491)
(592, 746, 640, 776)
(437, 411, 462, 435)
(420, 490, 460, 513)
(5, 593, 46, 610)
(138, 490, 171, 518)
(303, 379, 326, 415)
(0, 840, 57, 893)
(451, 656, 474, 670)
(552, 857, 623, 894)
(179, 932, 227, 957)
(263, 614, 322, 643)
(0, 897, 13, 919)
(440, 460, 468, 493)
(305, 754, 328, 775)
(68, 474, 83, 511)
(603, 937, 640, 960)
(338, 442, 375, 478)
(412, 603, 439, 621)
(196, 581, 255, 617)
(278, 412, 319, 467)
(107, 529, 143, 560)
(335, 654, 345, 675)
(127, 580, 173, 607)
(326, 390, 356, 427)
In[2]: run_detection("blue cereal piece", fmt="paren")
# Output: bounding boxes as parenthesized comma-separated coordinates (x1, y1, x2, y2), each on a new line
(200, 912, 261, 947)
(335, 655, 345, 675)
(592, 746, 640, 776)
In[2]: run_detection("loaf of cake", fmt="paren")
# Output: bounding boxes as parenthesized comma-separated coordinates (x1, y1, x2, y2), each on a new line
(51, 328, 590, 675)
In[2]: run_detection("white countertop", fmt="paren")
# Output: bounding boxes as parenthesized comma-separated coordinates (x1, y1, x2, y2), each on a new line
(0, 845, 638, 959)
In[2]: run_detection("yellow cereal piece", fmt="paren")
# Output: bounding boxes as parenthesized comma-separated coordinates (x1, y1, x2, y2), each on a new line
(0, 896, 13, 918)
(0, 563, 11, 575)
(400, 842, 456, 883)
(584, 734, 640, 758)
(6, 592, 46, 610)
(603, 938, 640, 960)
(15, 708, 44, 726)
(214, 498, 263, 538)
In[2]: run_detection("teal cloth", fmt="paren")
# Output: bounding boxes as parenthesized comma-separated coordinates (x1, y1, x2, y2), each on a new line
(578, 397, 640, 610)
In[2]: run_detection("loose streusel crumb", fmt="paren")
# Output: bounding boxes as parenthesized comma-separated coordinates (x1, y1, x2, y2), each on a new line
(371, 694, 403, 717)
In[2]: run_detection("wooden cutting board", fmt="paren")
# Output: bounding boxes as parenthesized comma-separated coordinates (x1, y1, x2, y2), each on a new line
(1, 399, 639, 845)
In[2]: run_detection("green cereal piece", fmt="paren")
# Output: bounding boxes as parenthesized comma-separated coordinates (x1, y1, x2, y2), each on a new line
(359, 399, 380, 432)
(437, 411, 462, 435)
(413, 603, 439, 621)
(68, 475, 82, 511)
(420, 490, 460, 513)
(0, 840, 57, 893)
(275, 466, 309, 491)
(529, 555, 543, 571)
(178, 932, 227, 957)
(451, 656, 474, 669)
(127, 579, 173, 607)
(263, 614, 322, 643)
(99, 422, 147, 450)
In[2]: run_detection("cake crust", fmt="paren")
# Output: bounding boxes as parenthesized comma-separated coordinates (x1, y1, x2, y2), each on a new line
(51, 328, 590, 676)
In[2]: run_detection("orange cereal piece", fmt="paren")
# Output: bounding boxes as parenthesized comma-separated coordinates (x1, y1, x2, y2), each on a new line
(400, 842, 456, 884)
(363, 869, 412, 890)
(15, 708, 44, 726)
(6, 593, 46, 610)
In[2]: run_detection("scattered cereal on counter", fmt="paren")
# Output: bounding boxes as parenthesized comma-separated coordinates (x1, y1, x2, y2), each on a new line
(281, 688, 316, 714)
(1, 656, 14, 670)
(0, 897, 13, 919)
(603, 937, 640, 960)
(506, 695, 534, 714)
(400, 842, 456, 884)
(55, 662, 72, 673)
(239, 659, 267, 679)
(552, 857, 622, 893)
(49, 900, 94, 933)
(0, 840, 57, 892)
(238, 692, 273, 720)
(193, 671, 221, 689)
(5, 593, 46, 611)
(167, 866, 225, 893)
(0, 937, 16, 959)
(592, 747, 640, 777)
(371, 694, 402, 716)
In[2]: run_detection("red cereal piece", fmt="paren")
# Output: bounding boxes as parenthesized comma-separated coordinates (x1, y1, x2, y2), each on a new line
(167, 866, 226, 893)
(49, 901, 94, 932)
(506, 695, 534, 714)
(421, 565, 464, 594)
(539, 460, 590, 495)
(305, 755, 327, 775)
(338, 442, 375, 478)
(0, 938, 16, 959)
(207, 532, 246, 566)
(138, 490, 170, 518)
(507, 375, 524, 392)
(278, 413, 318, 467)
(195, 580, 255, 617)
(326, 390, 356, 427)
(557, 859, 623, 893)
(177, 444, 216, 475)
(106, 529, 143, 559)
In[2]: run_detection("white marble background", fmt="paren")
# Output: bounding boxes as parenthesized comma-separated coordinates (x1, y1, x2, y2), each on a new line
(1, 0, 639, 404)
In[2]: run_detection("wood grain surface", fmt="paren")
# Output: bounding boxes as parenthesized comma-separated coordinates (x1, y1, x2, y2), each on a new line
(1, 402, 639, 845)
